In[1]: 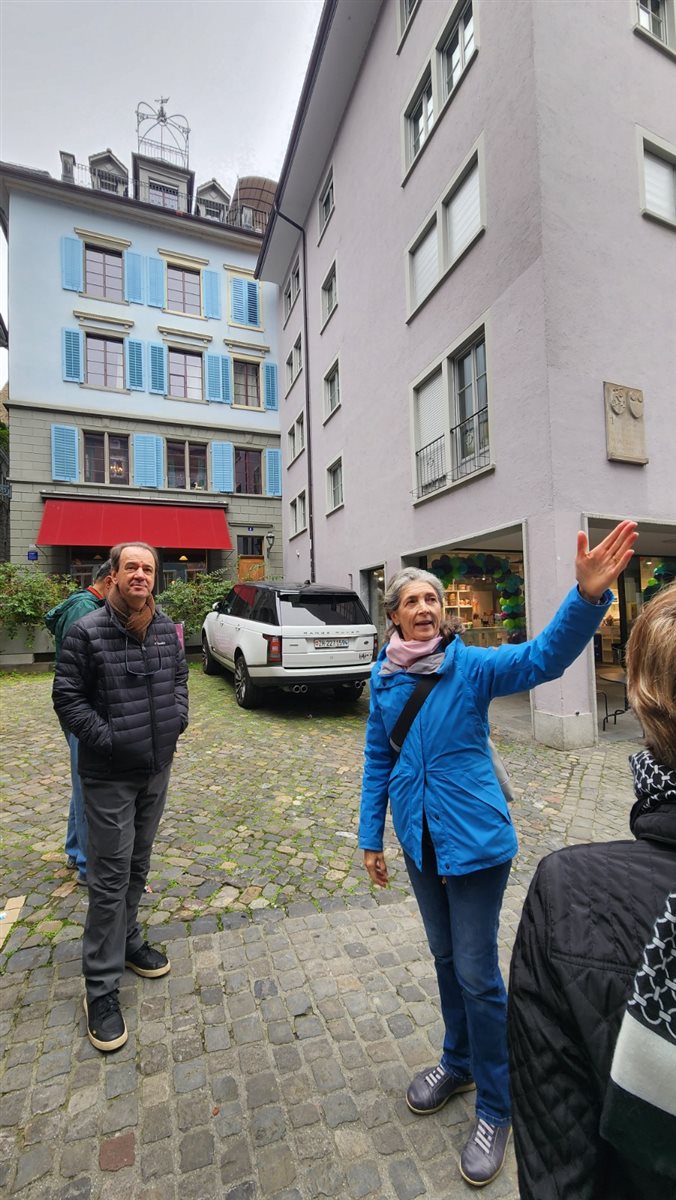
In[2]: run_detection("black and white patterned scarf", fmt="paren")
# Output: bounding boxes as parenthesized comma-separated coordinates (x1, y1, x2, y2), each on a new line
(629, 748, 676, 833)
(600, 764, 676, 1184)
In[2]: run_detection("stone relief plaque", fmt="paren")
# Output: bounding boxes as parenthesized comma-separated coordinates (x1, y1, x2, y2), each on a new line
(604, 382, 648, 465)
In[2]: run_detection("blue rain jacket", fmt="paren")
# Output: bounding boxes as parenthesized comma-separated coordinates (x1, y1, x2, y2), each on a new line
(359, 585, 611, 877)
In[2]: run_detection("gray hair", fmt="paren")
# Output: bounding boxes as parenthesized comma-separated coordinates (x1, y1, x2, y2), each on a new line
(383, 568, 445, 641)
(92, 559, 112, 583)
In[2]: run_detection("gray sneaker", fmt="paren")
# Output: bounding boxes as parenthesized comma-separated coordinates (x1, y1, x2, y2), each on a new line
(406, 1063, 475, 1114)
(460, 1118, 511, 1186)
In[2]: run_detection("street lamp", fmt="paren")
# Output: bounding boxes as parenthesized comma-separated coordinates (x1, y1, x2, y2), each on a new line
(265, 532, 275, 554)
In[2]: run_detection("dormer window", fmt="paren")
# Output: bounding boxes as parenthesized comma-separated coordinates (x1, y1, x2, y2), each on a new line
(148, 180, 179, 210)
(202, 200, 225, 222)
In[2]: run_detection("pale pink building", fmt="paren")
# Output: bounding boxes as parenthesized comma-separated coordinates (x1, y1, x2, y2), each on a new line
(257, 0, 676, 748)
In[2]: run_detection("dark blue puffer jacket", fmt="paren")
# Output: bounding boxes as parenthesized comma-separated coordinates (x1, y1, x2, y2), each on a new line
(53, 601, 189, 779)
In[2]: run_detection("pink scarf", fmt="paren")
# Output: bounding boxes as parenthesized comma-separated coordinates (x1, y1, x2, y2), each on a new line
(386, 631, 443, 669)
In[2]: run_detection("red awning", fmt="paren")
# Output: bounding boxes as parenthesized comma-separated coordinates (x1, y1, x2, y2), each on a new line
(37, 500, 232, 551)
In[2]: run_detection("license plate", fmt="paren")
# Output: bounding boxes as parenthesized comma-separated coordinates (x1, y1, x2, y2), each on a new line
(314, 638, 349, 649)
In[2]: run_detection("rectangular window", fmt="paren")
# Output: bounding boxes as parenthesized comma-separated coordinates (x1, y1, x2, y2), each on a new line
(167, 440, 207, 490)
(414, 369, 447, 497)
(166, 265, 201, 316)
(288, 413, 305, 462)
(444, 162, 481, 262)
(149, 181, 179, 210)
(290, 491, 307, 536)
(319, 170, 334, 234)
(327, 458, 344, 512)
(407, 73, 434, 162)
(168, 349, 203, 400)
(84, 431, 129, 485)
(283, 279, 292, 320)
(441, 1, 474, 98)
(644, 149, 676, 222)
(452, 336, 489, 477)
(84, 246, 123, 301)
(85, 335, 124, 390)
(202, 199, 225, 221)
(286, 336, 302, 388)
(235, 448, 262, 495)
(324, 361, 340, 417)
(321, 263, 337, 325)
(283, 257, 301, 320)
(233, 360, 261, 408)
(410, 222, 439, 309)
(237, 535, 264, 556)
(638, 0, 666, 39)
(401, 0, 419, 34)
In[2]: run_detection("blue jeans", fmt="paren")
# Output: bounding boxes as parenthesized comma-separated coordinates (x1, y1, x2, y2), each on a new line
(403, 836, 512, 1126)
(63, 730, 87, 880)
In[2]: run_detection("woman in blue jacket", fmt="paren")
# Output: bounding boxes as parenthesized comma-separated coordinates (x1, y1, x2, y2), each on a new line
(359, 520, 637, 1189)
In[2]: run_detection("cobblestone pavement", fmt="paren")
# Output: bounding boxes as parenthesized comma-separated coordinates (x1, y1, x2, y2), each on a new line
(1, 667, 643, 1199)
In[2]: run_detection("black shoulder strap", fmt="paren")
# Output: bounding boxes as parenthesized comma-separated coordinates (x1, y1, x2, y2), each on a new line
(389, 674, 441, 753)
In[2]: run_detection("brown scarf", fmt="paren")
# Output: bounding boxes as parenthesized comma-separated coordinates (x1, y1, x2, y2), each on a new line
(108, 584, 155, 642)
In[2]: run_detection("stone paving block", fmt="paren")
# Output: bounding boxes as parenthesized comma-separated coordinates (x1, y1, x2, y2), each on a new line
(173, 1061, 206, 1093)
(141, 1101, 173, 1143)
(100, 1094, 139, 1134)
(347, 1159, 383, 1198)
(99, 1131, 135, 1172)
(179, 1127, 214, 1171)
(23, 1109, 63, 1145)
(388, 1156, 426, 1200)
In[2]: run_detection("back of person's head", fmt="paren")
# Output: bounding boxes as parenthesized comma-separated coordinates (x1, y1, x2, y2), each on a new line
(92, 559, 112, 584)
(626, 580, 676, 770)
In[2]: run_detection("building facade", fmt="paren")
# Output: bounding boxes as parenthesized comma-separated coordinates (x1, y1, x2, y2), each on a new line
(0, 135, 283, 590)
(257, 0, 676, 748)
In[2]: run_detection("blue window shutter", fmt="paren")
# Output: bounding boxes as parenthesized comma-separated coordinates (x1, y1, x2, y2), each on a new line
(133, 433, 163, 488)
(62, 328, 83, 382)
(265, 448, 282, 497)
(205, 353, 223, 402)
(51, 424, 79, 482)
(263, 362, 278, 411)
(124, 252, 144, 303)
(61, 237, 83, 292)
(149, 344, 167, 395)
(203, 270, 221, 319)
(246, 280, 259, 326)
(148, 257, 165, 308)
(126, 339, 144, 390)
(231, 278, 246, 324)
(211, 441, 234, 493)
(221, 355, 233, 405)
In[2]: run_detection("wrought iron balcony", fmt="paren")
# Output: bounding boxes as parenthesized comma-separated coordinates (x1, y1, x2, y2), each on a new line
(414, 408, 490, 499)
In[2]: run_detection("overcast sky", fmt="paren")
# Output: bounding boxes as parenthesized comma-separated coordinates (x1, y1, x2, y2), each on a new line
(0, 0, 324, 385)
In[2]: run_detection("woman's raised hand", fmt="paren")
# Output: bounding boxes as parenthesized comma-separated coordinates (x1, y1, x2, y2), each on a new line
(575, 521, 638, 603)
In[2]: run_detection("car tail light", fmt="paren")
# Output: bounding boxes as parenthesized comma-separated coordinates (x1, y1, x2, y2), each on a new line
(264, 634, 282, 664)
(372, 634, 378, 661)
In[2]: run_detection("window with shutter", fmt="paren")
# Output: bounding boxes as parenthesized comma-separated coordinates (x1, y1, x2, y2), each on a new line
(123, 251, 144, 304)
(410, 223, 439, 308)
(148, 258, 165, 308)
(414, 369, 447, 498)
(644, 150, 676, 222)
(62, 328, 83, 383)
(265, 448, 282, 497)
(205, 354, 224, 402)
(126, 340, 145, 391)
(445, 163, 481, 262)
(231, 278, 246, 324)
(211, 441, 234, 493)
(264, 363, 278, 411)
(133, 433, 164, 488)
(61, 237, 83, 292)
(51, 424, 79, 482)
(149, 344, 167, 395)
(203, 270, 221, 319)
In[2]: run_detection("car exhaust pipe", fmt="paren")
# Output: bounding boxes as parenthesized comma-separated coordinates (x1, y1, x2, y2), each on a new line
(292, 684, 309, 694)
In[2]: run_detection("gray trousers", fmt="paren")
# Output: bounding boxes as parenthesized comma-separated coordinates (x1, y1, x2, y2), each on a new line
(81, 765, 171, 1001)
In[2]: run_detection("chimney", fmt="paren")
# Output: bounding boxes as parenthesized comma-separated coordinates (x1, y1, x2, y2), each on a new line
(60, 152, 75, 184)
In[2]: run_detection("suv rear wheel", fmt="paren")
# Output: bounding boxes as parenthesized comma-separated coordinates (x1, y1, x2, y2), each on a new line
(234, 655, 260, 709)
(202, 636, 218, 675)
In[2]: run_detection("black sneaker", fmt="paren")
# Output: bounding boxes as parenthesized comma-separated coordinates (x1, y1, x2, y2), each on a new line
(125, 941, 170, 978)
(406, 1063, 475, 1114)
(84, 992, 127, 1052)
(460, 1118, 511, 1186)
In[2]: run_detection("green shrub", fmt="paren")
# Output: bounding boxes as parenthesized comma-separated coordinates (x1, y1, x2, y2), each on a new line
(0, 563, 78, 640)
(156, 569, 234, 636)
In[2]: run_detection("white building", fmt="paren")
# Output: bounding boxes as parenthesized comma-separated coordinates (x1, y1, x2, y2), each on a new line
(257, 0, 676, 748)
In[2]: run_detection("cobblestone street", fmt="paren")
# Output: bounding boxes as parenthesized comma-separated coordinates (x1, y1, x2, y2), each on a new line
(1, 666, 643, 1199)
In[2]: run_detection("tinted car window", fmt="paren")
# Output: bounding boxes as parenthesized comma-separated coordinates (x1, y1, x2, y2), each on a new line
(252, 590, 278, 625)
(278, 594, 371, 626)
(230, 585, 258, 619)
(218, 590, 235, 614)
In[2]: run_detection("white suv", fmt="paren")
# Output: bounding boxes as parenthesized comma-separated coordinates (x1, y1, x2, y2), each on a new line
(201, 581, 377, 708)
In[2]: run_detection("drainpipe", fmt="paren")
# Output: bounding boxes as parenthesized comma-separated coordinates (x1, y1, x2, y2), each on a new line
(273, 206, 315, 583)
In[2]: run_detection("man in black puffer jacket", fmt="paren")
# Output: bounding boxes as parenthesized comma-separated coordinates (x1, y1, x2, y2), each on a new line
(53, 542, 188, 1053)
(508, 581, 676, 1199)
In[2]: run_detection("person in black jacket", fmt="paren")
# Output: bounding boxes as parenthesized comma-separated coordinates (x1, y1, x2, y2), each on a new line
(508, 580, 676, 1199)
(53, 542, 189, 1053)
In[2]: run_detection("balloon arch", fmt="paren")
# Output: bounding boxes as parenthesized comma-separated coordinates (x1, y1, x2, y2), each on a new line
(430, 551, 526, 644)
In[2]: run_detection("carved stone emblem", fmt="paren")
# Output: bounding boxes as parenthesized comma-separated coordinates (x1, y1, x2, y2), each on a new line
(603, 382, 648, 465)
